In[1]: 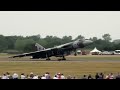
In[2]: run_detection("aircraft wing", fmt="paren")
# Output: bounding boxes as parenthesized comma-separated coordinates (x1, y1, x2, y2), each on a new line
(10, 47, 59, 58)
(10, 42, 73, 58)
(9, 49, 51, 58)
(55, 42, 73, 49)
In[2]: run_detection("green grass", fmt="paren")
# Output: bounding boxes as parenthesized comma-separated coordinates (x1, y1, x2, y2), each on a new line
(66, 55, 120, 60)
(0, 61, 120, 78)
(0, 55, 120, 78)
(5, 54, 120, 61)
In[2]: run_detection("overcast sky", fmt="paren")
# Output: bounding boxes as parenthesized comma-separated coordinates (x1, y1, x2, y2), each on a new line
(0, 11, 120, 40)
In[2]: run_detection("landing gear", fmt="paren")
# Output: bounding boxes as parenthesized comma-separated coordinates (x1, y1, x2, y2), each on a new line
(74, 53, 77, 56)
(62, 56, 66, 60)
(46, 54, 51, 60)
(58, 56, 66, 61)
(46, 57, 51, 60)
(74, 49, 77, 56)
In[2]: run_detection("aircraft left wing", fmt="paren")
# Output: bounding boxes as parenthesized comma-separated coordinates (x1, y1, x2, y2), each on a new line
(9, 48, 54, 58)
(9, 51, 41, 58)
(9, 41, 74, 58)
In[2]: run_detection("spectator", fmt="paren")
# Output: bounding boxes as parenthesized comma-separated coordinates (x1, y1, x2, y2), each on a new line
(6, 72, 10, 79)
(9, 75, 13, 79)
(0, 76, 2, 79)
(67, 75, 72, 79)
(33, 74, 38, 79)
(26, 74, 29, 79)
(115, 73, 120, 79)
(20, 73, 26, 79)
(41, 75, 46, 79)
(109, 73, 114, 79)
(27, 77, 31, 79)
(88, 74, 93, 79)
(53, 75, 58, 79)
(46, 72, 51, 79)
(2, 74, 8, 79)
(61, 74, 65, 79)
(0, 71, 119, 79)
(30, 72, 34, 79)
(81, 75, 87, 79)
(12, 73, 19, 79)
(95, 73, 99, 79)
(72, 76, 76, 79)
(57, 73, 61, 79)
(99, 73, 104, 79)
(105, 74, 110, 79)
(45, 72, 49, 78)
(38, 75, 42, 79)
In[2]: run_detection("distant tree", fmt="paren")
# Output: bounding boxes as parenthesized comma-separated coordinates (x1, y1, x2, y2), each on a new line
(15, 38, 35, 52)
(114, 43, 120, 50)
(102, 33, 112, 42)
(92, 37, 98, 42)
(0, 35, 8, 52)
(113, 39, 120, 44)
(75, 35, 85, 40)
(26, 34, 41, 41)
(62, 36, 72, 43)
(44, 35, 54, 48)
(15, 39, 26, 52)
(89, 37, 92, 40)
(0, 34, 120, 53)
(5, 36, 19, 49)
(37, 39, 47, 48)
(52, 36, 62, 46)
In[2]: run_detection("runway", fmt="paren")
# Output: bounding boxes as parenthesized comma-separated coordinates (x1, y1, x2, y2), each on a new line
(1, 55, 120, 62)
(1, 59, 120, 62)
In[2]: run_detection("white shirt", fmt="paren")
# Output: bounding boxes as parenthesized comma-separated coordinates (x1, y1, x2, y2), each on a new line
(45, 74, 48, 77)
(21, 75, 26, 79)
(105, 75, 109, 79)
(2, 76, 8, 79)
(110, 75, 114, 79)
(12, 73, 19, 79)
(6, 75, 10, 79)
(33, 76, 38, 79)
(61, 75, 65, 79)
(53, 77, 58, 79)
(41, 76, 46, 79)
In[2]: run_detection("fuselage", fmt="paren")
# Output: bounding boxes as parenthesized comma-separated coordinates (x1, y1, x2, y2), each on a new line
(31, 39, 93, 59)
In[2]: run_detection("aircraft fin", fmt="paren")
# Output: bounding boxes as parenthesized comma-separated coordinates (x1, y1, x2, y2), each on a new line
(35, 43, 45, 51)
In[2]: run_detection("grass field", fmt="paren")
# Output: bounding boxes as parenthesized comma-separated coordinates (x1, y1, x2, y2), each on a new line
(0, 54, 120, 78)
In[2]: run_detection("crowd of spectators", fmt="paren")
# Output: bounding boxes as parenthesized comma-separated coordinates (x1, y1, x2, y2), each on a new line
(0, 72, 120, 79)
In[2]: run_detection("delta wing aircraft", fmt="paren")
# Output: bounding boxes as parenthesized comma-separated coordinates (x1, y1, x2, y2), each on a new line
(10, 39, 93, 60)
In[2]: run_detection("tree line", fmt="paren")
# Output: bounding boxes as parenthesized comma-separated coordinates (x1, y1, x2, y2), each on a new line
(0, 34, 120, 53)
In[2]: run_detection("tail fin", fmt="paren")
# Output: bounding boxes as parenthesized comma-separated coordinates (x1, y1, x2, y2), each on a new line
(35, 43, 45, 51)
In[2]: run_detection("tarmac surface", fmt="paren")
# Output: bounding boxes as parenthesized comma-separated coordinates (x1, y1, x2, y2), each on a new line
(1, 59, 120, 62)
(1, 55, 120, 62)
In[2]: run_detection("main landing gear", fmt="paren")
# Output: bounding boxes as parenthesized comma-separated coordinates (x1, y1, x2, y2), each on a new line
(46, 57, 51, 60)
(58, 56, 66, 61)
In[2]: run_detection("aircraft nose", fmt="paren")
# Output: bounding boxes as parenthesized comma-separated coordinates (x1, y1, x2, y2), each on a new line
(83, 40, 93, 45)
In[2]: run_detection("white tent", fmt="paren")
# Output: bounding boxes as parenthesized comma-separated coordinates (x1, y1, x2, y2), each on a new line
(77, 50, 81, 53)
(77, 50, 82, 54)
(90, 47, 101, 55)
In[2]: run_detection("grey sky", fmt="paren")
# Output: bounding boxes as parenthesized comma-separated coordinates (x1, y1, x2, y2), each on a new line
(0, 11, 120, 40)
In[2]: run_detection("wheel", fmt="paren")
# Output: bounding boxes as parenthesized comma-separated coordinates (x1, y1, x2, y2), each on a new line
(46, 58, 51, 60)
(58, 59, 61, 61)
(62, 58, 66, 60)
(74, 53, 77, 56)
